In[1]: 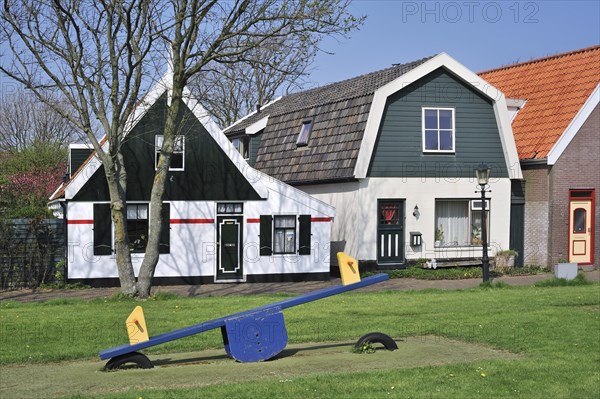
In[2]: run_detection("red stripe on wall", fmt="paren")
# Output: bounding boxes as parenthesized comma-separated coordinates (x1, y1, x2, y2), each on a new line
(247, 218, 261, 223)
(170, 218, 214, 224)
(311, 217, 332, 222)
(68, 219, 94, 225)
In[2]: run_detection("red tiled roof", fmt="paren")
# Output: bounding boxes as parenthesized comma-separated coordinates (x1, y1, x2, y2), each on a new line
(479, 45, 600, 160)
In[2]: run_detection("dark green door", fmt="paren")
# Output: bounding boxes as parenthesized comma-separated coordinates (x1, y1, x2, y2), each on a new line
(510, 203, 525, 267)
(216, 216, 243, 281)
(510, 180, 525, 267)
(377, 200, 405, 265)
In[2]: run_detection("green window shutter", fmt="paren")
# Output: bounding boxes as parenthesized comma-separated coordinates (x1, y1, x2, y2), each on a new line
(298, 215, 311, 255)
(159, 203, 170, 254)
(93, 204, 112, 256)
(259, 215, 272, 256)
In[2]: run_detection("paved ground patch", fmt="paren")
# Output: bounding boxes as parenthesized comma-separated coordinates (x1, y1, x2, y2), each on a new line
(0, 336, 522, 399)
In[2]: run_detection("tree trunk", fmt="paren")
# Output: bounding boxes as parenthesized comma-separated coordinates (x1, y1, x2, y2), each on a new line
(137, 81, 184, 299)
(104, 156, 137, 296)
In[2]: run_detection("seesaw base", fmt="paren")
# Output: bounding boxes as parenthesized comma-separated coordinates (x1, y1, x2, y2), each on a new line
(104, 351, 154, 370)
(354, 332, 398, 351)
(103, 331, 398, 370)
(222, 307, 288, 362)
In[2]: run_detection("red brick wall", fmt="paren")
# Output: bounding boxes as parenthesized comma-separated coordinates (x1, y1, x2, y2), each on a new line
(522, 165, 549, 265)
(549, 104, 600, 267)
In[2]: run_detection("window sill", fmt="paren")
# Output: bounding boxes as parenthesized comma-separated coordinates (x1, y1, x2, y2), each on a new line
(434, 245, 490, 249)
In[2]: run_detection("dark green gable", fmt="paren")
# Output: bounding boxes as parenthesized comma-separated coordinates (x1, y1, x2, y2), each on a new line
(368, 67, 509, 178)
(74, 94, 262, 201)
(70, 147, 93, 176)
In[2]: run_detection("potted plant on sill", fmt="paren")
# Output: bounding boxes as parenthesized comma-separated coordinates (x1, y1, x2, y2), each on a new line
(435, 225, 443, 247)
(471, 226, 483, 245)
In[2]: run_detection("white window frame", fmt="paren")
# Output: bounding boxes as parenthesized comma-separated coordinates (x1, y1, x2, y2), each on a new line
(115, 202, 150, 255)
(434, 199, 490, 247)
(422, 107, 455, 153)
(273, 215, 297, 255)
(155, 135, 185, 171)
(231, 136, 250, 160)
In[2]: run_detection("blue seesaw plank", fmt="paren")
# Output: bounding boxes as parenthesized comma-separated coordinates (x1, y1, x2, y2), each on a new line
(99, 273, 388, 360)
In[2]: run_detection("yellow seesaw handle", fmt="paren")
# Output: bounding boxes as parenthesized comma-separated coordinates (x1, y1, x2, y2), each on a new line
(126, 306, 150, 344)
(336, 252, 361, 286)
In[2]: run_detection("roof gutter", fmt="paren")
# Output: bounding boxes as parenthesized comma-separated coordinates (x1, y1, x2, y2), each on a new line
(520, 158, 548, 166)
(288, 176, 359, 187)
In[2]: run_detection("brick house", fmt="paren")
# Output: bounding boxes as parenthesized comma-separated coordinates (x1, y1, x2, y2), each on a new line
(480, 46, 600, 268)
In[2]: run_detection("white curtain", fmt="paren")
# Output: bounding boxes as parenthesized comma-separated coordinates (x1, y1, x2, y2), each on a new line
(436, 201, 468, 246)
(274, 216, 295, 253)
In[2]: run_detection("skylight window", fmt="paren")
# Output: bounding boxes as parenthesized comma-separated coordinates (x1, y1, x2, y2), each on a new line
(296, 119, 313, 147)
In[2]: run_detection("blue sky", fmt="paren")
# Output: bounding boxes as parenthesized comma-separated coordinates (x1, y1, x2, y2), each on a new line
(310, 0, 600, 86)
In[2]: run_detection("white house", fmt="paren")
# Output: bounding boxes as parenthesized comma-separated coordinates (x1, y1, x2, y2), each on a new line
(49, 73, 335, 285)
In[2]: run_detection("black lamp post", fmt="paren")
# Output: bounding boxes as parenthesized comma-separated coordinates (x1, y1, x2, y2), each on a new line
(475, 163, 491, 282)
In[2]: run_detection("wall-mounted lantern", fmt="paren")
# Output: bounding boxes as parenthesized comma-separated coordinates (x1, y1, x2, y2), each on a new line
(412, 205, 420, 218)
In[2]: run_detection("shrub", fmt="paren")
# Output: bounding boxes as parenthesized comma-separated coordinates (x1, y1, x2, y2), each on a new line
(479, 280, 512, 289)
(534, 274, 591, 287)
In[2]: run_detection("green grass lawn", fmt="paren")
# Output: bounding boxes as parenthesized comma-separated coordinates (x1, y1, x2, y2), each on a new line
(1, 282, 599, 398)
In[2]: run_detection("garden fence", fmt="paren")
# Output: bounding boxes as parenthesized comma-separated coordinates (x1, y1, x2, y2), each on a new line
(0, 218, 65, 290)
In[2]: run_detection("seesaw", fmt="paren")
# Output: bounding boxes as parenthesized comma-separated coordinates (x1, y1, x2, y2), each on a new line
(100, 252, 396, 370)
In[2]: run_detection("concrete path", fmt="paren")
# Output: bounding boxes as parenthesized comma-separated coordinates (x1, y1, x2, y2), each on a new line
(0, 270, 598, 303)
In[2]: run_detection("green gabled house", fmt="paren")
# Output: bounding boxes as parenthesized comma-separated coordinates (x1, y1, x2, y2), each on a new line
(224, 53, 523, 268)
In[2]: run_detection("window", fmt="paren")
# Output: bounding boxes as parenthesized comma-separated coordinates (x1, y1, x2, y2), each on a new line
(296, 120, 313, 147)
(573, 208, 586, 233)
(217, 203, 243, 214)
(423, 108, 454, 152)
(273, 216, 296, 254)
(379, 203, 401, 225)
(470, 200, 490, 245)
(259, 215, 312, 256)
(435, 200, 489, 247)
(93, 203, 170, 255)
(155, 135, 185, 170)
(231, 136, 250, 160)
(127, 204, 149, 253)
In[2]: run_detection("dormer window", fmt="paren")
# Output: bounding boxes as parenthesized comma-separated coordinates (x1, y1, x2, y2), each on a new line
(232, 136, 250, 160)
(155, 135, 185, 171)
(422, 108, 455, 153)
(296, 119, 313, 147)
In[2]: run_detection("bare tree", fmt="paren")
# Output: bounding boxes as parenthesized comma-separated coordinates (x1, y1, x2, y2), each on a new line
(0, 89, 77, 152)
(1, 0, 362, 298)
(192, 36, 317, 128)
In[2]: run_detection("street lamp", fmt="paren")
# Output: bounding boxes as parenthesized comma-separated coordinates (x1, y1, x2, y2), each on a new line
(475, 163, 491, 282)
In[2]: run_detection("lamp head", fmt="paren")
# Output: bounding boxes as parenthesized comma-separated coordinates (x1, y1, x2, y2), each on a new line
(475, 163, 491, 186)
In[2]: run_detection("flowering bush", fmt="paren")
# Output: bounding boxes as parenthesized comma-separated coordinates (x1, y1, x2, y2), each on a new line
(0, 145, 67, 218)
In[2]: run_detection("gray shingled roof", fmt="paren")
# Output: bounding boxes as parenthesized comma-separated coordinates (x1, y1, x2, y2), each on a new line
(224, 55, 434, 184)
